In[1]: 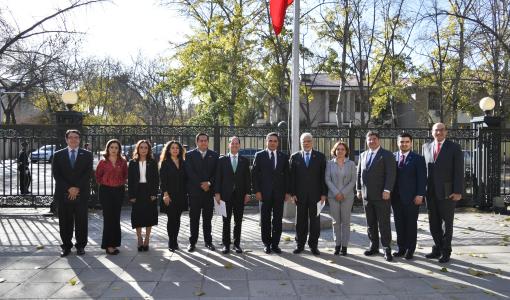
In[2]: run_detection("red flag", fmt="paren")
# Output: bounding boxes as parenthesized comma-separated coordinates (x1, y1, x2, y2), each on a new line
(270, 0, 294, 35)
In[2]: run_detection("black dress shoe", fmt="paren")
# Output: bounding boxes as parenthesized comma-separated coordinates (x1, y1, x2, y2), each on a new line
(113, 249, 120, 254)
(187, 244, 196, 252)
(384, 249, 393, 262)
(341, 246, 347, 256)
(205, 243, 216, 251)
(233, 245, 243, 253)
(138, 245, 144, 252)
(425, 251, 441, 259)
(106, 249, 118, 255)
(293, 247, 304, 254)
(221, 246, 230, 254)
(438, 254, 450, 263)
(405, 251, 414, 260)
(364, 248, 379, 256)
(76, 248, 85, 256)
(264, 246, 272, 254)
(311, 248, 320, 256)
(271, 247, 282, 254)
(393, 250, 406, 257)
(60, 249, 71, 257)
(334, 246, 341, 255)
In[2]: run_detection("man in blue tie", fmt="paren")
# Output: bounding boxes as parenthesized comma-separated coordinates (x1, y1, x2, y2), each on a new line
(52, 129, 93, 257)
(289, 132, 327, 255)
(357, 131, 396, 261)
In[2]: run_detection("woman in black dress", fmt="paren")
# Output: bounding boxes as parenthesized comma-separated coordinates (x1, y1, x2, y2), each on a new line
(128, 140, 159, 251)
(159, 141, 187, 252)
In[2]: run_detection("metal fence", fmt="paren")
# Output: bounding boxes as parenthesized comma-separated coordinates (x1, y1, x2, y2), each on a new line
(0, 124, 505, 208)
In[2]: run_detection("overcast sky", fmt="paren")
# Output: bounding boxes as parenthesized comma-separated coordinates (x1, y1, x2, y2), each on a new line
(3, 0, 190, 63)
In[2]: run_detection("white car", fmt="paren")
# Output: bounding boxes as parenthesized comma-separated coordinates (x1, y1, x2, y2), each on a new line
(30, 145, 56, 163)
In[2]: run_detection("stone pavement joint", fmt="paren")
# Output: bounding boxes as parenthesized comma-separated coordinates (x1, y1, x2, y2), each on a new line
(0, 207, 509, 299)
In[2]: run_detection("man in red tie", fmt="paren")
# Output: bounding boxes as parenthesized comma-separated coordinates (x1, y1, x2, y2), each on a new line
(422, 123, 464, 263)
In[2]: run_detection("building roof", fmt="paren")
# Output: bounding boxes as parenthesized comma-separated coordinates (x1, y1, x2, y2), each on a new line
(301, 73, 365, 90)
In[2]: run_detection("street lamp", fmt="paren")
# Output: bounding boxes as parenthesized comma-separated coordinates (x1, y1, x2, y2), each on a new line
(479, 96, 496, 116)
(61, 90, 78, 111)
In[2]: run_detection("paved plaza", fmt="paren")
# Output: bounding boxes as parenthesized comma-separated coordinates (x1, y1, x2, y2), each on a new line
(0, 206, 509, 299)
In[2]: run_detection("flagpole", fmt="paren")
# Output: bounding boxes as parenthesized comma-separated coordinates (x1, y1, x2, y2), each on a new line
(291, 0, 300, 155)
(283, 0, 300, 221)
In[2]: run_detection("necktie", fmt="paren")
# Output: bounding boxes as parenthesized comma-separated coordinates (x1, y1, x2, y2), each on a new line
(434, 142, 441, 161)
(70, 149, 76, 168)
(232, 155, 238, 172)
(398, 154, 405, 168)
(270, 151, 275, 170)
(366, 152, 374, 168)
(305, 152, 310, 167)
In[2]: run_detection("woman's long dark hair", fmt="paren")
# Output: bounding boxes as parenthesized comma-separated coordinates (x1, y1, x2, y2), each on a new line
(132, 140, 153, 161)
(160, 140, 185, 165)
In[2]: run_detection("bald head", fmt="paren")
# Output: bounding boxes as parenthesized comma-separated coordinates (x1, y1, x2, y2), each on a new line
(432, 123, 447, 142)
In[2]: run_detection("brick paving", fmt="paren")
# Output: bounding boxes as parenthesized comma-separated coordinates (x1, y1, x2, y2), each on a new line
(0, 207, 509, 299)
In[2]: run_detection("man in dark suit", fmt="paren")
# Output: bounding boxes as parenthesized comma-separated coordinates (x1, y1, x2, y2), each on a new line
(423, 123, 464, 263)
(52, 129, 93, 257)
(290, 133, 327, 255)
(392, 133, 426, 260)
(18, 141, 31, 195)
(357, 131, 396, 261)
(185, 132, 219, 252)
(252, 132, 290, 254)
(215, 136, 251, 254)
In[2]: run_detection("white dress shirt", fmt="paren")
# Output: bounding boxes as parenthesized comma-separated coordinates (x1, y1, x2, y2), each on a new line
(266, 149, 277, 169)
(139, 161, 147, 183)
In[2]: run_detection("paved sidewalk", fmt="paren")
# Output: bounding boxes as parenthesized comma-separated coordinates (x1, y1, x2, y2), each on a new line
(0, 207, 509, 299)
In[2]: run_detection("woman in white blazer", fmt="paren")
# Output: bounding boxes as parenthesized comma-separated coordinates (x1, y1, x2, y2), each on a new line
(325, 141, 357, 255)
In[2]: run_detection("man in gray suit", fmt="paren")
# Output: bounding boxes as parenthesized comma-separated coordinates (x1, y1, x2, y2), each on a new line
(423, 123, 464, 263)
(357, 131, 396, 261)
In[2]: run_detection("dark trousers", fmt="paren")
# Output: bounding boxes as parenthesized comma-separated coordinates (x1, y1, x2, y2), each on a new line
(391, 199, 419, 253)
(18, 169, 31, 194)
(99, 185, 123, 249)
(364, 199, 392, 250)
(189, 192, 214, 245)
(58, 199, 88, 250)
(427, 186, 455, 254)
(260, 191, 284, 248)
(167, 205, 183, 248)
(222, 191, 245, 247)
(295, 198, 320, 248)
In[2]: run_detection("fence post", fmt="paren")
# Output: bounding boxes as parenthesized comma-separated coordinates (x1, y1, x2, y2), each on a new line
(348, 122, 355, 161)
(213, 125, 221, 153)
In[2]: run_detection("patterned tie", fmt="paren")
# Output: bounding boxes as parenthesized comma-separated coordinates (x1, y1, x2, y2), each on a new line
(270, 151, 275, 170)
(434, 142, 441, 161)
(366, 152, 374, 169)
(70, 149, 76, 168)
(232, 155, 238, 173)
(398, 154, 405, 168)
(305, 152, 310, 167)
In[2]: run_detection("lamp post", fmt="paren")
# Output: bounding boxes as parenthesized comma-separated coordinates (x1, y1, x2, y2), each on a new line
(471, 96, 502, 209)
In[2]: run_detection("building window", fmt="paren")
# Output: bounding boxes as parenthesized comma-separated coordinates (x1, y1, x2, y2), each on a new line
(355, 95, 365, 112)
(428, 92, 441, 110)
(329, 93, 338, 112)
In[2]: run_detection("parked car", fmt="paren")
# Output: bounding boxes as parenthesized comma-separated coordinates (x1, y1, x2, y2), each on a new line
(30, 145, 56, 163)
(152, 143, 164, 160)
(238, 148, 262, 165)
(121, 144, 136, 158)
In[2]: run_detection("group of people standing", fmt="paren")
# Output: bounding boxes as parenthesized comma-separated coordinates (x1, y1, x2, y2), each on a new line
(52, 122, 463, 265)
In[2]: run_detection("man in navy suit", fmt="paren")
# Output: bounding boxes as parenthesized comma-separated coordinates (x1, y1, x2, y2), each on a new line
(252, 132, 291, 254)
(52, 129, 93, 257)
(185, 133, 219, 252)
(357, 131, 396, 261)
(391, 133, 426, 260)
(215, 136, 251, 254)
(289, 133, 327, 255)
(423, 123, 464, 263)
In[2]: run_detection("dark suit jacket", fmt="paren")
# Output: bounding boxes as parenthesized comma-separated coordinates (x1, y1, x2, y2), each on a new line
(160, 159, 187, 210)
(356, 147, 396, 201)
(251, 149, 290, 201)
(52, 148, 93, 204)
(422, 139, 464, 200)
(185, 148, 219, 197)
(289, 150, 327, 202)
(215, 154, 251, 202)
(128, 159, 159, 199)
(393, 151, 426, 205)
